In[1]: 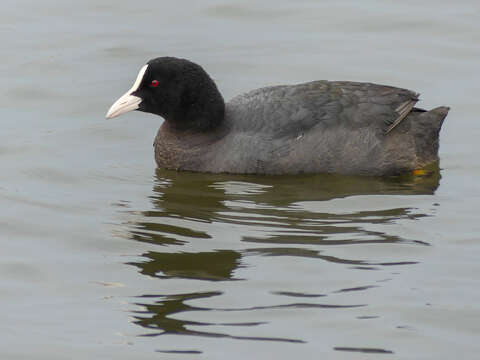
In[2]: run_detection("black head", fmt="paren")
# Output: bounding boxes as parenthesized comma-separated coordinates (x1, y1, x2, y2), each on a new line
(106, 57, 225, 131)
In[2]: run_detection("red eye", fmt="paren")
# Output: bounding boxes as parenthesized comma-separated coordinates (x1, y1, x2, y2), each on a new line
(151, 80, 159, 87)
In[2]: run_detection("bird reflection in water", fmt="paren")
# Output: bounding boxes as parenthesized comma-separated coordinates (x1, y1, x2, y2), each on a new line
(116, 162, 441, 345)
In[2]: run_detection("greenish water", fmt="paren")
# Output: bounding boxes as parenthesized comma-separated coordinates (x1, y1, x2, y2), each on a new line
(1, 1, 479, 359)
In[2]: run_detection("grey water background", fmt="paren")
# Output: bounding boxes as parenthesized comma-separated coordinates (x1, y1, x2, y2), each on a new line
(1, 0, 479, 359)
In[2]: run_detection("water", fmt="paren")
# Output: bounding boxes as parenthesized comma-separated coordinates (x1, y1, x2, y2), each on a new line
(1, 0, 479, 358)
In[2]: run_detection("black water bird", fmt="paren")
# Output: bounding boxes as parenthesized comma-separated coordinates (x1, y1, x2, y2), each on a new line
(106, 57, 449, 175)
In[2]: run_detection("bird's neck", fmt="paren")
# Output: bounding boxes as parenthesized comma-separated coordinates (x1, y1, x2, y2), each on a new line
(164, 77, 225, 132)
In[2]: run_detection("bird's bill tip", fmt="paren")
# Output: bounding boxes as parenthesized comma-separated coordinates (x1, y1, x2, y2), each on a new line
(105, 92, 142, 119)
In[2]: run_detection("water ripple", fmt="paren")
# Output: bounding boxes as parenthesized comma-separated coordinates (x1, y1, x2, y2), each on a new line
(114, 164, 441, 348)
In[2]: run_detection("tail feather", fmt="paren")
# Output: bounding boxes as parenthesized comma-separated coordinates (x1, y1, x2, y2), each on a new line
(413, 106, 449, 166)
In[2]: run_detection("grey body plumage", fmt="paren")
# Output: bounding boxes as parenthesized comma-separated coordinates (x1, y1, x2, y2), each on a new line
(107, 57, 449, 176)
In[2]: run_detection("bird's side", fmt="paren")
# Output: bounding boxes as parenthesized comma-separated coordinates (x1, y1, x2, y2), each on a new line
(154, 81, 448, 175)
(107, 57, 449, 176)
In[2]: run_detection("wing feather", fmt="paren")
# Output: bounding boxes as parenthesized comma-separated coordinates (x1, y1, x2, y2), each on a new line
(385, 94, 419, 133)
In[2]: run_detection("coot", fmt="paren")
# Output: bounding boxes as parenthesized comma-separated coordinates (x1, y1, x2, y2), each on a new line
(106, 57, 449, 175)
